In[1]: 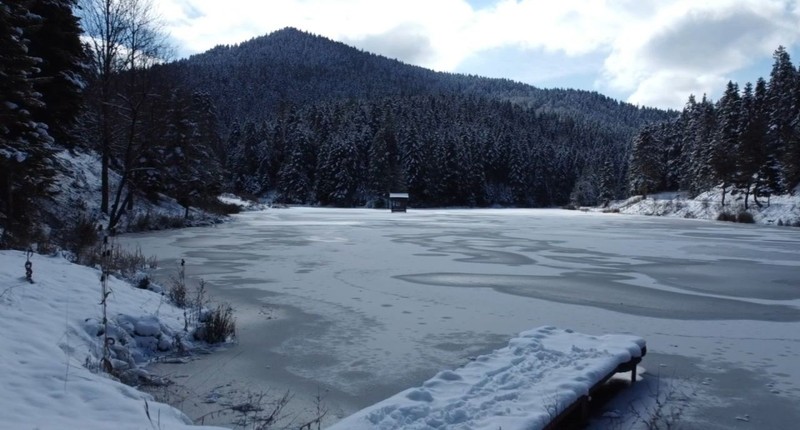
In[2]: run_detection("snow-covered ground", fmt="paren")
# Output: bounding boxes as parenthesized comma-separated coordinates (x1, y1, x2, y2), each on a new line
(0, 250, 226, 430)
(605, 187, 800, 226)
(217, 193, 269, 211)
(46, 149, 223, 235)
(119, 207, 800, 429)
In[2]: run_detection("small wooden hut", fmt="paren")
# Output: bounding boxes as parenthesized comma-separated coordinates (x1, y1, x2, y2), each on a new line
(389, 193, 409, 212)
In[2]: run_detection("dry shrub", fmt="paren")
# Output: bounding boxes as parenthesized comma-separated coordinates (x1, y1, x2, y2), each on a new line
(196, 304, 236, 344)
(83, 243, 156, 280)
(736, 211, 755, 224)
(716, 212, 736, 222)
(168, 275, 188, 308)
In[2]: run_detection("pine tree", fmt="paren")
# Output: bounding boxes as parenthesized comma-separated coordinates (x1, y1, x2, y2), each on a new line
(508, 139, 531, 206)
(597, 157, 616, 206)
(711, 81, 740, 206)
(223, 122, 243, 191)
(675, 95, 697, 191)
(277, 119, 314, 203)
(736, 81, 768, 208)
(191, 91, 225, 162)
(783, 64, 800, 189)
(401, 126, 427, 205)
(367, 125, 392, 199)
(161, 90, 223, 217)
(628, 126, 662, 198)
(758, 76, 783, 201)
(686, 95, 717, 195)
(458, 129, 487, 206)
(364, 103, 401, 201)
(659, 119, 683, 191)
(24, 0, 87, 148)
(766, 46, 797, 192)
(0, 1, 58, 244)
(237, 121, 267, 195)
(316, 135, 358, 206)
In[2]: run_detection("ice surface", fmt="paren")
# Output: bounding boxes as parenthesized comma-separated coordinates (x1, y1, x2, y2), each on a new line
(119, 207, 800, 428)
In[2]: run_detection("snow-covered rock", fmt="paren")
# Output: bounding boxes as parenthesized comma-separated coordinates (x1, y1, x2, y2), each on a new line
(133, 315, 163, 337)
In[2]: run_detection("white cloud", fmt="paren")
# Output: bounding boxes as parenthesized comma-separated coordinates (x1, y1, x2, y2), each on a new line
(158, 0, 474, 68)
(155, 0, 800, 109)
(601, 0, 800, 108)
(627, 71, 727, 110)
(342, 23, 436, 65)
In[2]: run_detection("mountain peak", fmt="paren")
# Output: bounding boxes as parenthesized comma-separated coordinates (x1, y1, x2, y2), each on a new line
(270, 26, 308, 36)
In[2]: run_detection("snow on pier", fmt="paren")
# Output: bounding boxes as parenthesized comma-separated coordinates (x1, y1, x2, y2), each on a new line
(330, 326, 646, 430)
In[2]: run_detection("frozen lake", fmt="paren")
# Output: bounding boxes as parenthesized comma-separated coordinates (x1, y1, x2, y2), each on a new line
(121, 208, 800, 428)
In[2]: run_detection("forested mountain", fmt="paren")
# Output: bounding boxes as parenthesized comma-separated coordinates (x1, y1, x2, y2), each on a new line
(152, 27, 674, 207)
(628, 46, 800, 208)
(1, 5, 682, 246)
(164, 27, 670, 133)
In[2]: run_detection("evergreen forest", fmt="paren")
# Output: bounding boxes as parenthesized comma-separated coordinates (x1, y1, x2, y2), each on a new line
(628, 46, 800, 208)
(2, 1, 799, 247)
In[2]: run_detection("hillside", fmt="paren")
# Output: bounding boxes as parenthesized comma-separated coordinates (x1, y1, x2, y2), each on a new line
(161, 27, 673, 132)
(144, 28, 676, 208)
(3, 20, 678, 246)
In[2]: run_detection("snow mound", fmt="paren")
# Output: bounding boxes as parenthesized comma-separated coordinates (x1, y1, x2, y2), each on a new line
(217, 193, 268, 211)
(0, 250, 224, 430)
(329, 326, 645, 430)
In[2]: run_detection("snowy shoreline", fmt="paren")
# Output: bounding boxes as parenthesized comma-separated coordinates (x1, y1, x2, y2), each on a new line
(0, 250, 227, 430)
(596, 188, 800, 226)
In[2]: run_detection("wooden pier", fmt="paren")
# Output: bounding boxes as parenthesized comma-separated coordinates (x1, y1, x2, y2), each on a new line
(543, 345, 647, 429)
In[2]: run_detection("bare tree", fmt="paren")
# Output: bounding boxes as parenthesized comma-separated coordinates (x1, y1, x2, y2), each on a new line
(81, 0, 127, 215)
(79, 0, 171, 229)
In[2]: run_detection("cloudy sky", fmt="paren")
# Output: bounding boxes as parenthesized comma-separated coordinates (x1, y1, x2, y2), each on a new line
(157, 0, 800, 110)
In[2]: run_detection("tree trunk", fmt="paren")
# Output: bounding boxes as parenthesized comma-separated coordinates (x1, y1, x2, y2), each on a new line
(108, 190, 132, 233)
(743, 184, 750, 210)
(2, 167, 13, 241)
(101, 106, 110, 214)
(752, 181, 763, 208)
